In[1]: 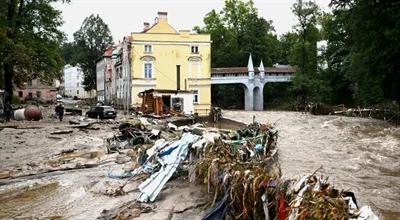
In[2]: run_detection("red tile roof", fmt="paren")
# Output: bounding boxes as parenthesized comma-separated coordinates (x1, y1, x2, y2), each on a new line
(103, 46, 113, 57)
(211, 66, 296, 74)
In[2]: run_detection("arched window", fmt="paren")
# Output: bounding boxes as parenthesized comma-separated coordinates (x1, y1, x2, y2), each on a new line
(141, 55, 156, 79)
(188, 56, 202, 78)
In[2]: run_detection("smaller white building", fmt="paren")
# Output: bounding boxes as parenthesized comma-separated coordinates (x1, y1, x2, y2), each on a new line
(63, 65, 95, 99)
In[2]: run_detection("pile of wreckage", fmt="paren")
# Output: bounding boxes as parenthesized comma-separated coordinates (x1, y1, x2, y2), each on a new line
(103, 118, 378, 219)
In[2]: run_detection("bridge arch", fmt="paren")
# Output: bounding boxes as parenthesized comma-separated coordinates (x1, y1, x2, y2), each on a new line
(210, 55, 295, 111)
(253, 86, 263, 111)
(211, 83, 248, 109)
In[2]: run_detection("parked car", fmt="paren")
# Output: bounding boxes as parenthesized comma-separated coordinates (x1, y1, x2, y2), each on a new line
(86, 106, 117, 119)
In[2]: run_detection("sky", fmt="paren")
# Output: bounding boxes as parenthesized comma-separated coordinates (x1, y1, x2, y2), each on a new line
(54, 0, 330, 42)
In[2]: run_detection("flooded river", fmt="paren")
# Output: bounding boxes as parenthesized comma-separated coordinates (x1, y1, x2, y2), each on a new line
(224, 110, 400, 220)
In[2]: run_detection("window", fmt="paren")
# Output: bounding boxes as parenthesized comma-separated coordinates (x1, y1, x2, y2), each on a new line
(193, 90, 199, 103)
(144, 44, 152, 53)
(36, 91, 41, 98)
(18, 91, 23, 98)
(144, 63, 152, 78)
(77, 90, 79, 95)
(28, 92, 33, 98)
(76, 82, 79, 87)
(118, 67, 123, 78)
(191, 45, 199, 54)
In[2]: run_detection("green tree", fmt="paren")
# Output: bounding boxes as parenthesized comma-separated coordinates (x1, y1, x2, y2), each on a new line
(290, 0, 325, 105)
(196, 0, 280, 109)
(72, 14, 112, 91)
(329, 0, 400, 105)
(277, 32, 299, 64)
(60, 41, 79, 65)
(0, 0, 68, 120)
(319, 12, 353, 105)
(195, 0, 278, 67)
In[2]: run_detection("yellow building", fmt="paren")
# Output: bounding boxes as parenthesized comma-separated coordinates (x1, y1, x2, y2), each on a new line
(130, 12, 211, 115)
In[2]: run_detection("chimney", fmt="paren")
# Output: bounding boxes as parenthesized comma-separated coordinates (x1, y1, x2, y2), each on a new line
(157, 12, 168, 21)
(143, 22, 150, 31)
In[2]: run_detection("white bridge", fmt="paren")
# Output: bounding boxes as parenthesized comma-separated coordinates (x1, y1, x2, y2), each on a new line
(210, 55, 295, 110)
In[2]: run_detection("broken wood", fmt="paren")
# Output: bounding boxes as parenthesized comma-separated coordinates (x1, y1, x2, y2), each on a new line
(50, 130, 74, 135)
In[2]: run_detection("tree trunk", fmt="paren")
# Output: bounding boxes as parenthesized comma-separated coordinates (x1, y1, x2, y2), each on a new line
(3, 63, 13, 122)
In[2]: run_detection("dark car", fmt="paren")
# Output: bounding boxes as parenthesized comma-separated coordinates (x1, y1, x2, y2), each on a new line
(86, 106, 117, 119)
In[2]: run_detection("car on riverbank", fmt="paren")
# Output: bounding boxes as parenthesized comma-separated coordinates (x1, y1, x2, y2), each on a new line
(86, 106, 117, 119)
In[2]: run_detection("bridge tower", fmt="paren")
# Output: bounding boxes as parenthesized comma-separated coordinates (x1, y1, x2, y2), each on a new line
(210, 54, 294, 111)
(244, 54, 264, 111)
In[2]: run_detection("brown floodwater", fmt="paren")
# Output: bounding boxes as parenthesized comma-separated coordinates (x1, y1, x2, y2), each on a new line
(224, 110, 400, 220)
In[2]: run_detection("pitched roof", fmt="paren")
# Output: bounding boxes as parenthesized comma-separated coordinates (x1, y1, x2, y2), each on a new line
(142, 19, 177, 34)
(103, 47, 113, 57)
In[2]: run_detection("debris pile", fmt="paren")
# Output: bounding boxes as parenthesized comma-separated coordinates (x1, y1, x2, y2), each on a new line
(286, 174, 378, 220)
(104, 119, 378, 219)
(106, 119, 161, 153)
(188, 122, 282, 219)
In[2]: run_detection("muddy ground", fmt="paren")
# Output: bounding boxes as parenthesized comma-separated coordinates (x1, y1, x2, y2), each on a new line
(0, 111, 211, 219)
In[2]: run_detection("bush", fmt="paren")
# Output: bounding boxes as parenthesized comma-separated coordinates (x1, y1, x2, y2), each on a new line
(12, 96, 21, 104)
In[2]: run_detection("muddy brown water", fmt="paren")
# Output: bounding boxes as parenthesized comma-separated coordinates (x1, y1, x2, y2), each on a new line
(224, 110, 400, 220)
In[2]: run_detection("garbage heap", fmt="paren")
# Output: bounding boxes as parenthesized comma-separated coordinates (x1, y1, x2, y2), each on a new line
(188, 122, 283, 220)
(106, 120, 378, 220)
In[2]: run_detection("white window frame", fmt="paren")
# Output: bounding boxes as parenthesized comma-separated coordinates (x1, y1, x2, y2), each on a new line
(193, 90, 199, 104)
(191, 45, 199, 54)
(144, 44, 152, 53)
(143, 62, 153, 79)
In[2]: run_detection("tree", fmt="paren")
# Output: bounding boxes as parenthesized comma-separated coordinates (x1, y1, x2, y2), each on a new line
(329, 0, 400, 105)
(277, 32, 299, 64)
(60, 41, 79, 65)
(0, 0, 68, 120)
(195, 0, 278, 67)
(290, 0, 324, 105)
(196, 0, 280, 109)
(319, 12, 353, 105)
(72, 14, 112, 91)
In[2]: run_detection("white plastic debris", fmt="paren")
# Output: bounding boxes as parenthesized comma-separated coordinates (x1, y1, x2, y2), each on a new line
(139, 117, 150, 126)
(150, 129, 161, 136)
(353, 206, 379, 220)
(167, 122, 178, 131)
(137, 133, 200, 202)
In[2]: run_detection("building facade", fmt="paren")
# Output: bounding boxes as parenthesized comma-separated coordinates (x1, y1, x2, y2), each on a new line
(96, 47, 113, 103)
(14, 79, 60, 103)
(130, 12, 212, 115)
(112, 37, 132, 112)
(63, 65, 95, 99)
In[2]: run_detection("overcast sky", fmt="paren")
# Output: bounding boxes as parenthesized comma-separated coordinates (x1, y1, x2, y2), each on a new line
(54, 0, 330, 42)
